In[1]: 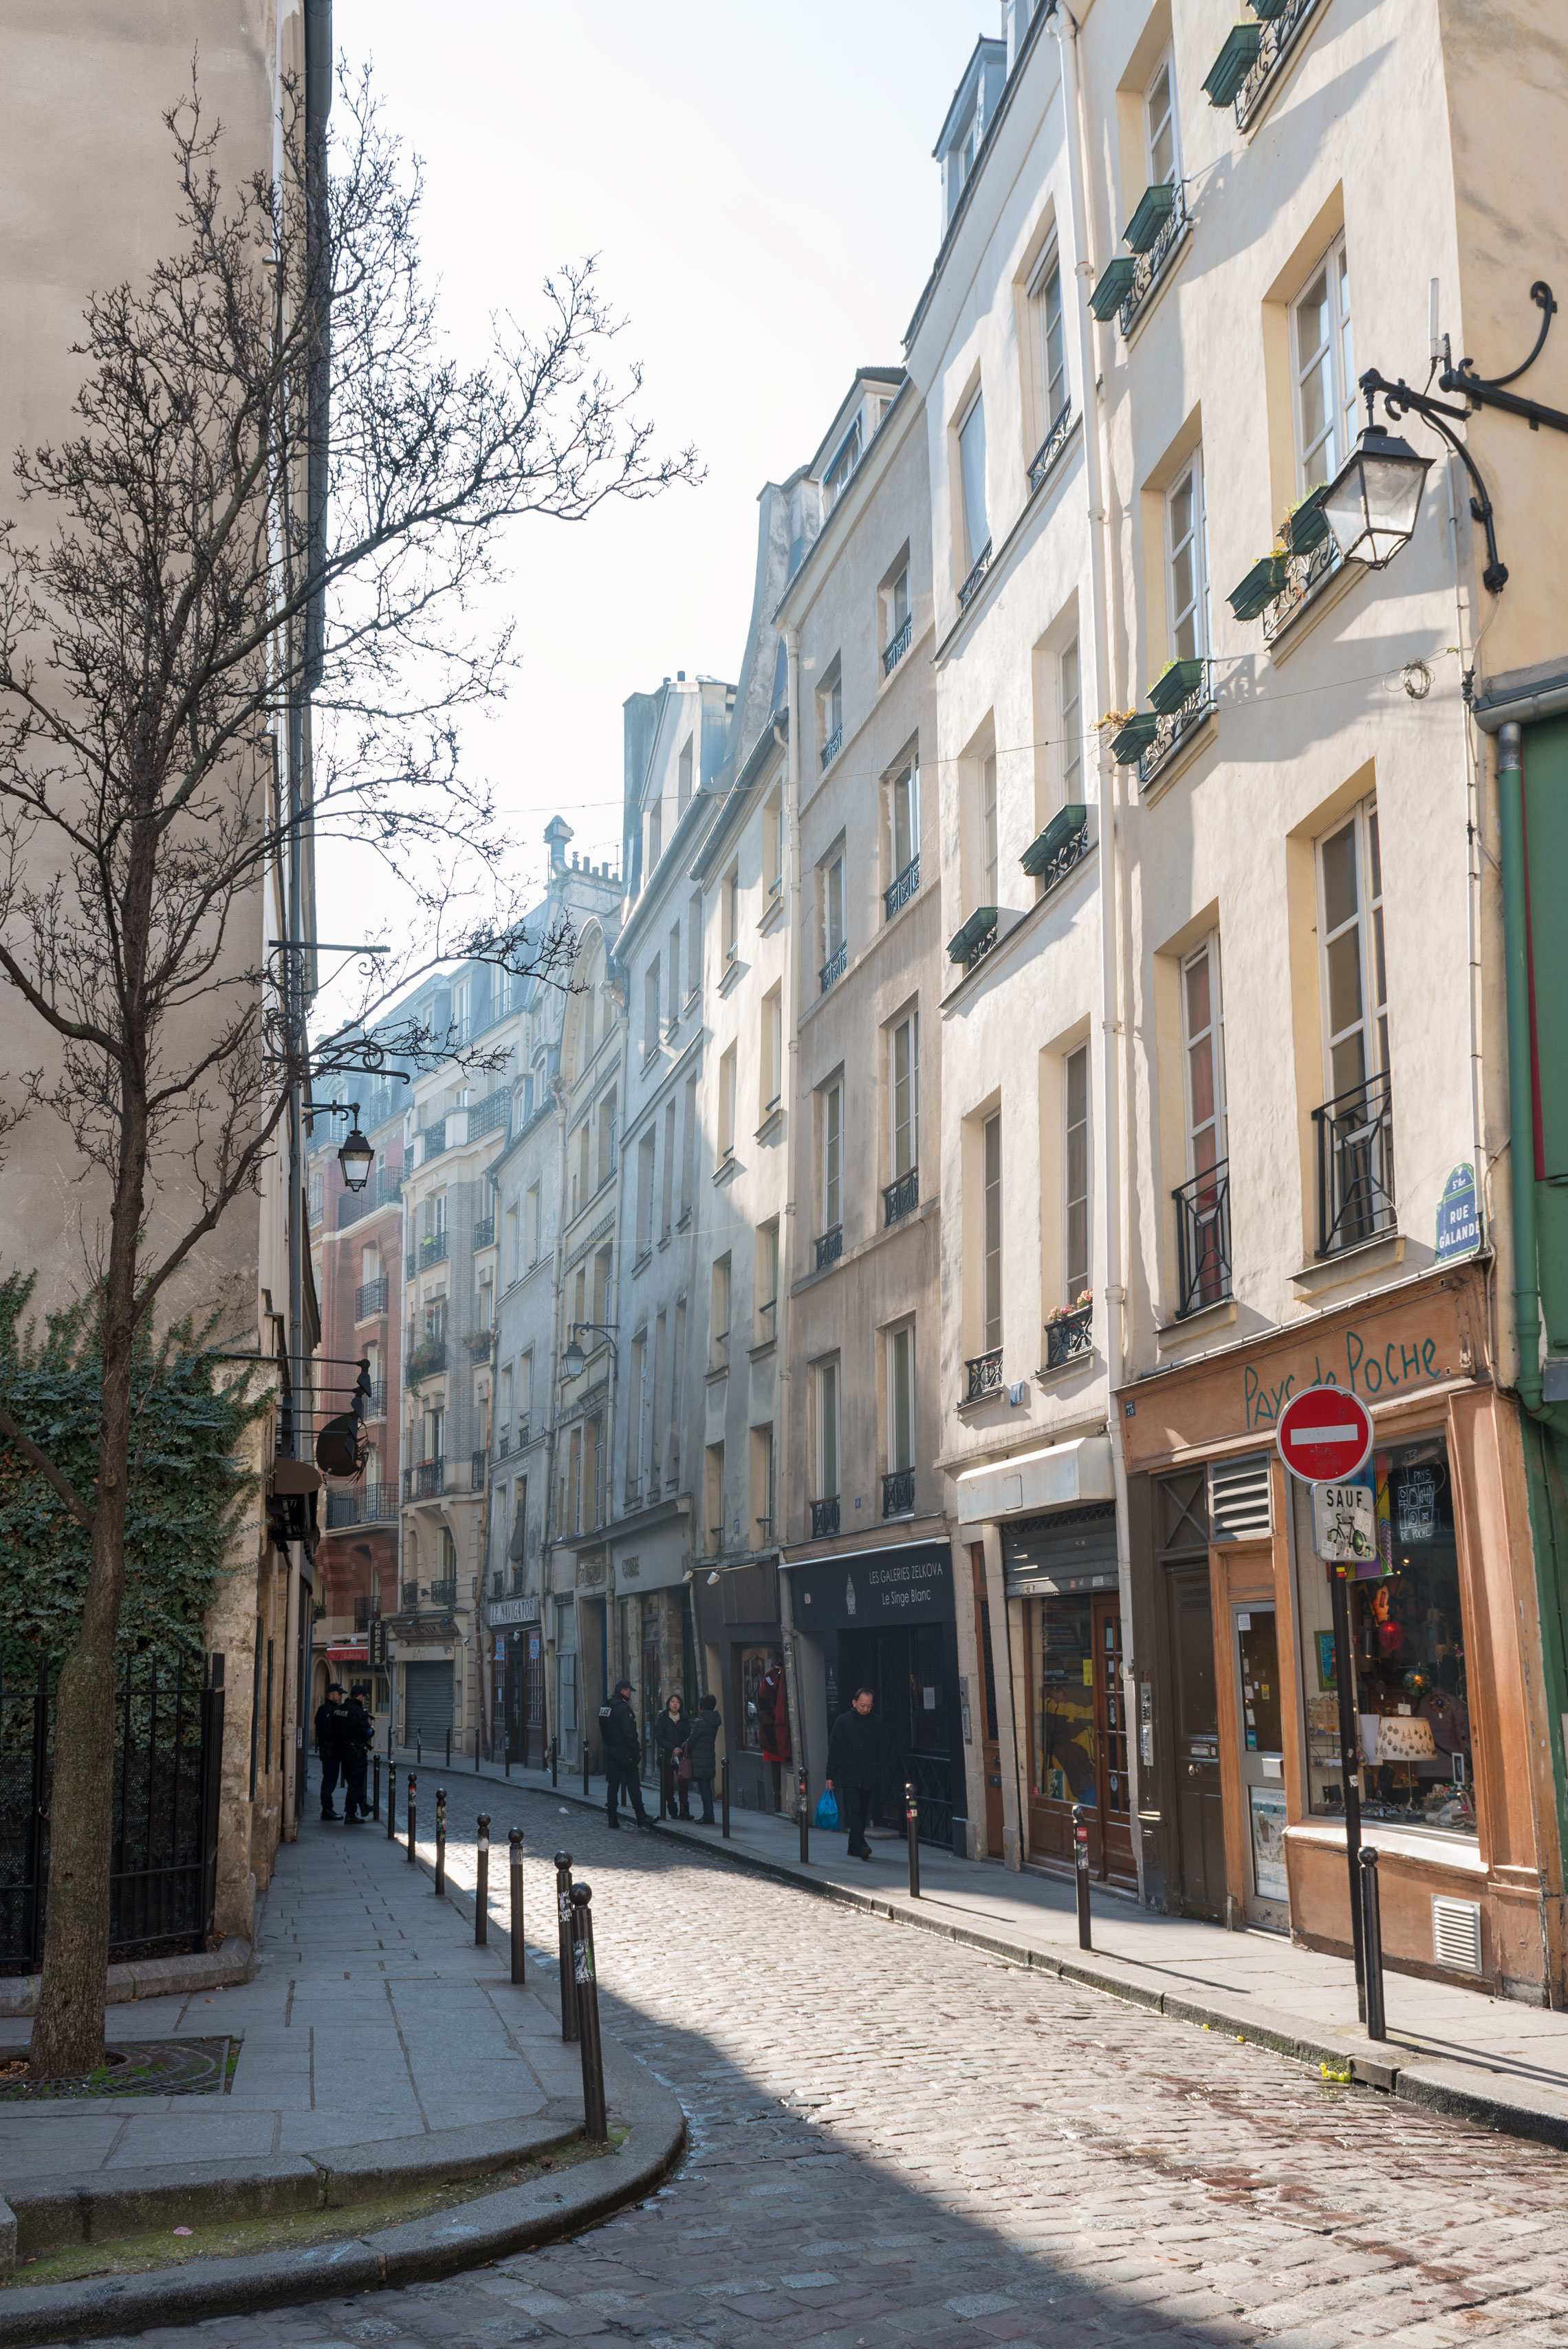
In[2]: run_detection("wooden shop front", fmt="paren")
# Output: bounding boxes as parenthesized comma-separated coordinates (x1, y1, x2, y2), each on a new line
(1119, 1266, 1565, 2003)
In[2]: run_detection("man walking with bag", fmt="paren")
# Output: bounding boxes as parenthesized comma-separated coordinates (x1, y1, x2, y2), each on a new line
(598, 1678, 654, 1831)
(826, 1684, 881, 1862)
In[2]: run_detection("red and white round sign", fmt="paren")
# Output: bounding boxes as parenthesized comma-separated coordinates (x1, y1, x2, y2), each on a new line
(1275, 1386, 1373, 1484)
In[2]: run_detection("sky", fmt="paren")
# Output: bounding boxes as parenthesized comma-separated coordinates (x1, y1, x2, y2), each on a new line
(321, 0, 999, 979)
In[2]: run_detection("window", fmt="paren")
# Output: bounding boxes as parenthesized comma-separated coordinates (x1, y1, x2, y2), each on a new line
(1184, 940, 1226, 1180)
(824, 416, 862, 511)
(816, 1361, 840, 1500)
(1166, 452, 1208, 661)
(820, 666, 843, 761)
(755, 1220, 778, 1343)
(643, 959, 660, 1059)
(1146, 51, 1179, 188)
(705, 1442, 724, 1555)
(677, 737, 693, 813)
(711, 1255, 731, 1367)
(307, 1167, 324, 1225)
(983, 1113, 1003, 1352)
(886, 566, 910, 651)
(525, 1183, 541, 1266)
(1034, 252, 1067, 432)
(824, 853, 845, 962)
(887, 1324, 915, 1475)
(1319, 801, 1387, 1098)
(520, 1349, 533, 1433)
(502, 1199, 520, 1284)
(682, 1072, 698, 1215)
(666, 924, 681, 1025)
(629, 1336, 646, 1495)
(761, 986, 783, 1116)
(596, 1092, 616, 1188)
(719, 1043, 738, 1160)
(750, 1423, 776, 1543)
(1060, 640, 1082, 803)
(959, 393, 989, 570)
(686, 892, 702, 999)
(646, 799, 662, 872)
(723, 865, 741, 964)
(360, 1244, 378, 1285)
(763, 790, 783, 902)
(499, 1362, 514, 1451)
(823, 1081, 842, 1235)
(1065, 1045, 1090, 1303)
(981, 753, 999, 906)
(891, 1013, 918, 1179)
(661, 1098, 676, 1237)
(452, 979, 471, 1043)
(1293, 234, 1356, 494)
(638, 1131, 656, 1255)
(890, 761, 918, 886)
(430, 1189, 447, 1239)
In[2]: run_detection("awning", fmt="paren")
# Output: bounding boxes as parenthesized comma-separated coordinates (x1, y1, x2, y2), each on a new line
(327, 1641, 368, 1659)
(955, 1434, 1114, 1530)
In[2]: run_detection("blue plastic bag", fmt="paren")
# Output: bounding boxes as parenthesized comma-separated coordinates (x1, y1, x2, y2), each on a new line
(814, 1788, 840, 1830)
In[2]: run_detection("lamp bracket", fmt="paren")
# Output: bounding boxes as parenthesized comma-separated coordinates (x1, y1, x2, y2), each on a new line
(1440, 280, 1568, 431)
(1360, 368, 1510, 595)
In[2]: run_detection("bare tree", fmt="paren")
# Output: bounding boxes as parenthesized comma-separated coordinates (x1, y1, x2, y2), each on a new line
(0, 66, 695, 2079)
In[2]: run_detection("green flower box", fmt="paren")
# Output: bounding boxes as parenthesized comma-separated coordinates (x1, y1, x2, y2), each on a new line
(1124, 180, 1177, 254)
(947, 905, 999, 966)
(1204, 23, 1264, 105)
(1283, 484, 1330, 554)
(1021, 802, 1089, 878)
(1110, 714, 1159, 766)
(1089, 256, 1138, 321)
(1228, 552, 1287, 622)
(1247, 0, 1290, 18)
(1148, 657, 1207, 714)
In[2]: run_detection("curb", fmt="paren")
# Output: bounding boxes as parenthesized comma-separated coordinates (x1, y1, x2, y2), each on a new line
(519, 1775, 1568, 2154)
(0, 1938, 253, 2022)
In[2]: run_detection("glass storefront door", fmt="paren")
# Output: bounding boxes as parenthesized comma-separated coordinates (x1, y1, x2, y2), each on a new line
(1232, 1605, 1289, 1929)
(1025, 1592, 1134, 1884)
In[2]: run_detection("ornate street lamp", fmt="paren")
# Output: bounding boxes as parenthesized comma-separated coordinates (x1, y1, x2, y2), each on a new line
(337, 1118, 375, 1192)
(1321, 422, 1433, 572)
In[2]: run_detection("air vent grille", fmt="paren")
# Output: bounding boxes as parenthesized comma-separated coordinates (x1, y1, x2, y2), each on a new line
(1432, 1895, 1483, 1975)
(1209, 1452, 1272, 1542)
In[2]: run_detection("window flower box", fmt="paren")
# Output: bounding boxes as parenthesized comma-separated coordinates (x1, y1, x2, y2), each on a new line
(1204, 22, 1263, 104)
(1124, 181, 1177, 254)
(1021, 801, 1089, 879)
(1228, 551, 1287, 622)
(1246, 0, 1290, 18)
(1283, 483, 1330, 555)
(947, 905, 1000, 969)
(1110, 713, 1159, 765)
(1089, 256, 1138, 321)
(1148, 657, 1207, 715)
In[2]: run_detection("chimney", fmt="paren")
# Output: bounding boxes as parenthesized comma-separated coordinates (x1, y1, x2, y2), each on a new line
(543, 814, 573, 875)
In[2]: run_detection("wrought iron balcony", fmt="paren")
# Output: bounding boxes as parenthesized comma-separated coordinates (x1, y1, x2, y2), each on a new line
(427, 1579, 457, 1610)
(472, 1215, 495, 1250)
(353, 1593, 382, 1630)
(815, 1224, 843, 1272)
(422, 1118, 448, 1160)
(465, 1329, 493, 1362)
(400, 1579, 419, 1610)
(964, 1347, 1003, 1403)
(820, 726, 842, 771)
(470, 1447, 486, 1489)
(1314, 1071, 1395, 1257)
(1045, 1302, 1093, 1370)
(1136, 678, 1215, 792)
(353, 1275, 388, 1321)
(1021, 802, 1089, 894)
(418, 1230, 448, 1269)
(819, 940, 847, 994)
(405, 1252, 415, 1284)
(1232, 0, 1327, 130)
(360, 1380, 387, 1420)
(1118, 179, 1190, 338)
(1027, 399, 1074, 497)
(403, 1456, 445, 1500)
(374, 1165, 404, 1210)
(1173, 1161, 1232, 1319)
(811, 1495, 841, 1540)
(957, 539, 993, 614)
(325, 1482, 398, 1530)
(882, 615, 913, 676)
(883, 1167, 918, 1226)
(406, 1338, 447, 1383)
(884, 854, 920, 920)
(468, 1092, 512, 1142)
(1263, 532, 1343, 642)
(882, 1467, 915, 1518)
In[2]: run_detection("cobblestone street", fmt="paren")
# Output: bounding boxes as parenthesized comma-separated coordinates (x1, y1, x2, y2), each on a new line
(100, 1793, 1568, 2349)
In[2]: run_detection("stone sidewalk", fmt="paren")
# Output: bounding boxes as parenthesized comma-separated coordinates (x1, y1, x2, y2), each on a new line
(0, 1800, 582, 2188)
(403, 1741, 1568, 2136)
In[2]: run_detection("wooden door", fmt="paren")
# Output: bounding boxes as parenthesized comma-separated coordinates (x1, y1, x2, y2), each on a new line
(972, 1547, 1005, 1858)
(523, 1629, 545, 1768)
(1168, 1563, 1226, 1918)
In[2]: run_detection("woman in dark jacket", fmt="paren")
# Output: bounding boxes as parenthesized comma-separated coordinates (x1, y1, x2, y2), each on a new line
(682, 1694, 722, 1825)
(653, 1693, 690, 1819)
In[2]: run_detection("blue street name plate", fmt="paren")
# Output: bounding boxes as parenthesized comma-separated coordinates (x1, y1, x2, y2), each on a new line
(1435, 1162, 1482, 1264)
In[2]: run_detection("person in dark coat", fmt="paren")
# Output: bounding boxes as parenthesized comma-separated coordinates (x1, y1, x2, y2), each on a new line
(597, 1679, 653, 1830)
(826, 1685, 880, 1861)
(653, 1693, 690, 1819)
(339, 1685, 374, 1823)
(314, 1682, 346, 1820)
(683, 1693, 721, 1824)
(757, 1662, 791, 1812)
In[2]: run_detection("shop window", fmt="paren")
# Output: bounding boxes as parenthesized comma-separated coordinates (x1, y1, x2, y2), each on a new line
(1293, 1431, 1475, 1837)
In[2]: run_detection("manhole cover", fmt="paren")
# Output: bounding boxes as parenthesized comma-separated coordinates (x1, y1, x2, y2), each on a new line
(0, 2035, 238, 2100)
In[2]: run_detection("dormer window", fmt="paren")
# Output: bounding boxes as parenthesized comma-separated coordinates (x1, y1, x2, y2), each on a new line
(825, 417, 863, 512)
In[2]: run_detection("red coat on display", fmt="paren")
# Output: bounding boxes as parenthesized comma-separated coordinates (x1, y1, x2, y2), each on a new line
(758, 1667, 792, 1764)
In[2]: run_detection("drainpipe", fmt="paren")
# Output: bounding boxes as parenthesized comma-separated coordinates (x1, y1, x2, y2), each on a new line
(777, 654, 807, 1794)
(1494, 721, 1567, 1433)
(1051, 0, 1145, 1896)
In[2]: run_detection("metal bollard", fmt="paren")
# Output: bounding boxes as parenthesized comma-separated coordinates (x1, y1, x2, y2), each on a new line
(446, 1726, 451, 1768)
(373, 1752, 381, 1823)
(582, 1739, 590, 1797)
(435, 1787, 447, 1896)
(569, 1883, 608, 2143)
(417, 1733, 422, 1766)
(406, 1772, 417, 1863)
(555, 1851, 578, 2042)
(475, 1729, 480, 1774)
(475, 1813, 491, 1946)
(508, 1828, 525, 1984)
(904, 1780, 921, 1899)
(505, 1735, 511, 1782)
(386, 1760, 397, 1839)
(721, 1757, 730, 1841)
(1071, 1803, 1091, 1950)
(1360, 1846, 1387, 2041)
(798, 1768, 809, 1864)
(551, 1737, 558, 1788)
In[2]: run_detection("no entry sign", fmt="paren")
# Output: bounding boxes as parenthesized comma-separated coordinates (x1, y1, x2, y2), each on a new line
(1275, 1386, 1374, 1483)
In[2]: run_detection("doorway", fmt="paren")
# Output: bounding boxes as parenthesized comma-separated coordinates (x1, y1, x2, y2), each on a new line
(834, 1622, 956, 1846)
(971, 1546, 1004, 1858)
(1023, 1590, 1134, 1884)
(1232, 1604, 1289, 1929)
(1167, 1563, 1226, 1918)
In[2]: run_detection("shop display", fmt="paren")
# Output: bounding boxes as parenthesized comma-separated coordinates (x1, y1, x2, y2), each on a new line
(1294, 1431, 1474, 1834)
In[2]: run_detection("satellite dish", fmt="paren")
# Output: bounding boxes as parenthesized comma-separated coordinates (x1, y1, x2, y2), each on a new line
(315, 1411, 363, 1480)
